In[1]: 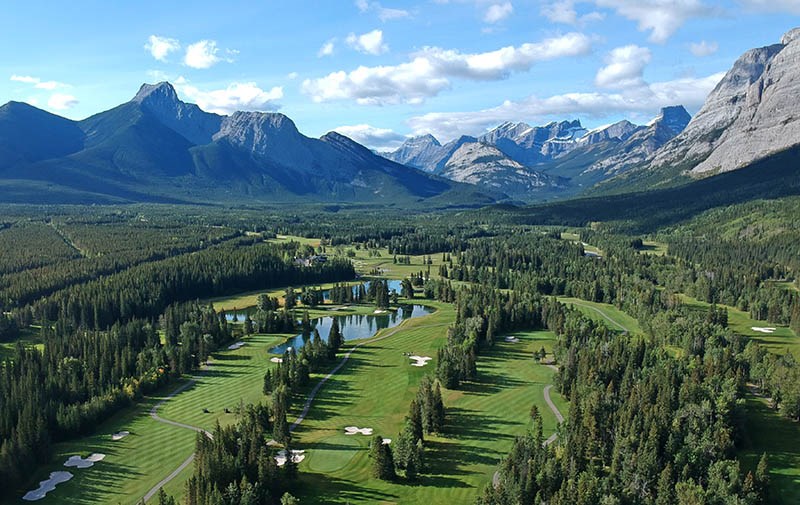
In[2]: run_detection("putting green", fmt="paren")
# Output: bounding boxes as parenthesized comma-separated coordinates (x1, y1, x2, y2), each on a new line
(305, 434, 364, 473)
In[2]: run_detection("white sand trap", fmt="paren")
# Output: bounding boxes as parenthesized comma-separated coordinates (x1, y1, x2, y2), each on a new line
(64, 453, 105, 468)
(373, 309, 388, 314)
(111, 431, 130, 441)
(270, 357, 284, 363)
(504, 336, 520, 343)
(266, 439, 280, 446)
(344, 426, 374, 435)
(752, 327, 777, 334)
(23, 471, 73, 501)
(274, 449, 306, 466)
(382, 438, 392, 445)
(227, 341, 246, 350)
(409, 355, 432, 367)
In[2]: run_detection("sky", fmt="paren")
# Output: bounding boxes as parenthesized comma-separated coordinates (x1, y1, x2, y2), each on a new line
(1, 0, 799, 151)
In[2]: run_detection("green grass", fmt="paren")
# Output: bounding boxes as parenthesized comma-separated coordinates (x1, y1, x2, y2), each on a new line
(741, 395, 800, 504)
(12, 333, 285, 505)
(267, 234, 322, 247)
(557, 297, 643, 335)
(639, 240, 668, 256)
(288, 315, 564, 504)
(0, 328, 43, 360)
(678, 294, 800, 358)
(560, 232, 602, 256)
(13, 389, 197, 505)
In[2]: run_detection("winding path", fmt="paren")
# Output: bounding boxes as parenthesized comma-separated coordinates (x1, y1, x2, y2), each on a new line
(142, 313, 446, 502)
(141, 369, 214, 503)
(493, 364, 564, 490)
(565, 300, 629, 333)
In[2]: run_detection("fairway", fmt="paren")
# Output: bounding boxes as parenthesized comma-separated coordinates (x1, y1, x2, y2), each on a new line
(741, 396, 800, 504)
(305, 434, 362, 473)
(558, 297, 643, 334)
(678, 294, 800, 358)
(291, 322, 565, 504)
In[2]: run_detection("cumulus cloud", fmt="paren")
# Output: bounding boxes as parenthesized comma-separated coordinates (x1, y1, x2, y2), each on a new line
(10, 75, 67, 90)
(592, 0, 716, 43)
(333, 123, 406, 150)
(541, 1, 604, 25)
(484, 2, 513, 23)
(355, 0, 411, 20)
(47, 93, 79, 110)
(176, 81, 283, 114)
(302, 32, 592, 105)
(184, 40, 235, 69)
(689, 40, 719, 56)
(346, 29, 389, 55)
(145, 35, 181, 62)
(318, 39, 336, 57)
(407, 72, 724, 140)
(595, 45, 651, 88)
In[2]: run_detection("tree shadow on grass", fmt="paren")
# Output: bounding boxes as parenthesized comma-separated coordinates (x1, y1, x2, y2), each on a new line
(295, 472, 400, 504)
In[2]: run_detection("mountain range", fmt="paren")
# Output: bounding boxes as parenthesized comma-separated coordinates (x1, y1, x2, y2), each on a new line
(383, 106, 691, 199)
(0, 27, 798, 206)
(0, 83, 495, 206)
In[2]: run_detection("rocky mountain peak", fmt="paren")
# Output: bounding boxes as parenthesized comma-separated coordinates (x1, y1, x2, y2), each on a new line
(651, 106, 691, 136)
(781, 27, 800, 45)
(132, 81, 179, 105)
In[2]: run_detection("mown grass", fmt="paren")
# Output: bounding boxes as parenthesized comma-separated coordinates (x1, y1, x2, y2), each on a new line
(0, 327, 43, 360)
(741, 396, 800, 505)
(13, 387, 197, 505)
(639, 240, 668, 256)
(290, 314, 565, 504)
(678, 294, 799, 358)
(557, 297, 642, 335)
(560, 232, 602, 256)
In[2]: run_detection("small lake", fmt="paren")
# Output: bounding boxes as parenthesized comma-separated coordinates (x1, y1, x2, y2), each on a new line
(223, 279, 404, 321)
(268, 304, 434, 355)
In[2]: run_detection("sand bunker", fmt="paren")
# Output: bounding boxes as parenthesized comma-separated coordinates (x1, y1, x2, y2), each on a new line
(504, 336, 520, 343)
(266, 439, 280, 446)
(64, 453, 105, 469)
(227, 341, 246, 350)
(752, 327, 777, 334)
(23, 471, 73, 501)
(409, 356, 432, 367)
(373, 309, 388, 314)
(344, 426, 374, 435)
(111, 431, 130, 441)
(270, 357, 284, 363)
(382, 438, 392, 445)
(274, 449, 305, 466)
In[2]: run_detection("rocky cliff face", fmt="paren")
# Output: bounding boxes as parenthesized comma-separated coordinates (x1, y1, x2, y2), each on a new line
(651, 29, 800, 175)
(441, 142, 558, 196)
(587, 106, 691, 175)
(133, 82, 222, 145)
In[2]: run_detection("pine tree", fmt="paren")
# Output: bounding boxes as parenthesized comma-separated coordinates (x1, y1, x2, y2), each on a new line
(369, 434, 396, 480)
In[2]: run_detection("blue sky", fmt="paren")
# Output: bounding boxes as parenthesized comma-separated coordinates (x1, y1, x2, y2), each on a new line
(1, 0, 798, 150)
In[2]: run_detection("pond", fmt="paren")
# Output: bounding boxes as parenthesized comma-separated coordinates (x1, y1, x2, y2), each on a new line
(223, 279, 404, 321)
(268, 303, 434, 355)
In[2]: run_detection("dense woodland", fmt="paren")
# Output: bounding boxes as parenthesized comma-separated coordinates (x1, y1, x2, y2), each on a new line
(0, 202, 798, 504)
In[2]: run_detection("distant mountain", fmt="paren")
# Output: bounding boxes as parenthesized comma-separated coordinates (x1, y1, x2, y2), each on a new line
(597, 27, 800, 193)
(0, 82, 497, 206)
(384, 107, 690, 200)
(440, 142, 562, 197)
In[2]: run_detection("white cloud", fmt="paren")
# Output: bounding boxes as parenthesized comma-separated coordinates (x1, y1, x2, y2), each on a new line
(333, 123, 406, 150)
(541, 1, 604, 25)
(47, 93, 79, 110)
(176, 81, 283, 114)
(346, 29, 389, 55)
(318, 39, 336, 57)
(595, 45, 651, 89)
(592, 0, 716, 43)
(355, 0, 411, 21)
(302, 32, 593, 105)
(287, 72, 299, 80)
(145, 35, 181, 62)
(184, 40, 235, 69)
(689, 40, 719, 56)
(10, 75, 66, 90)
(484, 2, 513, 23)
(407, 72, 725, 140)
(738, 0, 800, 13)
